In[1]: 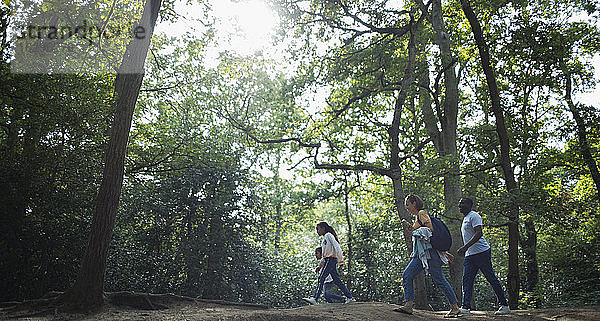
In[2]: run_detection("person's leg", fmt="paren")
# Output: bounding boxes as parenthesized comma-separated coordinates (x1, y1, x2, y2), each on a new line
(394, 257, 425, 314)
(462, 253, 480, 309)
(328, 258, 353, 299)
(323, 282, 333, 303)
(323, 282, 345, 302)
(428, 250, 459, 305)
(401, 257, 423, 305)
(478, 249, 509, 307)
(312, 258, 333, 300)
(427, 250, 460, 317)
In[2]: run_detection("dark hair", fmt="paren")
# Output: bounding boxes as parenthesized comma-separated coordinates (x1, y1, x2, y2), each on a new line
(461, 197, 474, 208)
(317, 221, 339, 242)
(315, 247, 322, 254)
(405, 193, 424, 210)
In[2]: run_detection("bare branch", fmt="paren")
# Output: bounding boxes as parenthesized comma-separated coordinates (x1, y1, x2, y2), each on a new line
(431, 163, 501, 178)
(288, 154, 313, 170)
(329, 88, 375, 118)
(313, 151, 392, 177)
(398, 137, 434, 163)
(485, 222, 511, 228)
(329, 0, 412, 36)
(141, 82, 183, 92)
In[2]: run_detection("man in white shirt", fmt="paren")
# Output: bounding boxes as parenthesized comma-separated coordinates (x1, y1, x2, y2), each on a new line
(457, 198, 510, 315)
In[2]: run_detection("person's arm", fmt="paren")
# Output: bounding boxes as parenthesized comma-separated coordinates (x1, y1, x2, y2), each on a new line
(457, 225, 483, 256)
(402, 211, 434, 232)
(335, 242, 345, 265)
(315, 259, 324, 273)
(443, 251, 455, 263)
(417, 210, 434, 232)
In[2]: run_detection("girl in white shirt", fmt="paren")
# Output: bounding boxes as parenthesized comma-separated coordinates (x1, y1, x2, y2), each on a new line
(302, 221, 355, 305)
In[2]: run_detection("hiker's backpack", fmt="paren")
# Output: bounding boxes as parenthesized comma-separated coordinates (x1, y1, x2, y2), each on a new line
(418, 213, 452, 251)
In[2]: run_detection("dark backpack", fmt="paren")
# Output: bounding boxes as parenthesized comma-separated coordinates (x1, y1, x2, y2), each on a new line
(418, 214, 452, 251)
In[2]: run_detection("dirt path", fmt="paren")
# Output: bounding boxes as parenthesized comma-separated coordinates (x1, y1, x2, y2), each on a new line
(1, 294, 598, 321)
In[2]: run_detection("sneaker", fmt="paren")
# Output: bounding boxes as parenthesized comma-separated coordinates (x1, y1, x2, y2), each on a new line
(495, 305, 510, 315)
(444, 310, 462, 318)
(302, 297, 318, 305)
(460, 308, 471, 315)
(344, 297, 356, 304)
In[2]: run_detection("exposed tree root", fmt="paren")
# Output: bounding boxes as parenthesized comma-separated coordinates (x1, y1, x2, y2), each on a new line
(0, 291, 270, 319)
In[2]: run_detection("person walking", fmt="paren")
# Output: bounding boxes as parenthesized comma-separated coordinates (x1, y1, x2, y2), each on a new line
(457, 197, 510, 315)
(302, 221, 355, 305)
(314, 246, 346, 303)
(394, 194, 461, 318)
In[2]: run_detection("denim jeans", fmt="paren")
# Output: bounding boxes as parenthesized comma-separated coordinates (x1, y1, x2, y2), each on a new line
(462, 248, 508, 309)
(323, 282, 345, 302)
(402, 249, 458, 304)
(313, 257, 352, 301)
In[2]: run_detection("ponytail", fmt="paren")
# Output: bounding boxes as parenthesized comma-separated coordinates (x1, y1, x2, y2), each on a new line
(317, 221, 339, 243)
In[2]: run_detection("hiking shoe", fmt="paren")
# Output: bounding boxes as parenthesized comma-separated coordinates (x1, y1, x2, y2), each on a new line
(495, 305, 510, 315)
(302, 297, 318, 305)
(460, 308, 471, 315)
(344, 297, 356, 304)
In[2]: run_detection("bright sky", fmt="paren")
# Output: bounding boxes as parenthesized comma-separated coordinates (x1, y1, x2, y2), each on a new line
(211, 0, 279, 54)
(154, 0, 279, 58)
(579, 54, 600, 107)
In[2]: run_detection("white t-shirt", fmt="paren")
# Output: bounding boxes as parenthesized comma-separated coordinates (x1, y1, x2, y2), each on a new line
(461, 211, 490, 256)
(321, 232, 345, 263)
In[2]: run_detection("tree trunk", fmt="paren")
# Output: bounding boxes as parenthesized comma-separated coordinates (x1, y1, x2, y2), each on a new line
(344, 175, 353, 290)
(387, 24, 429, 308)
(203, 201, 225, 299)
(417, 0, 464, 301)
(517, 91, 539, 302)
(521, 218, 538, 294)
(565, 73, 600, 198)
(275, 202, 282, 249)
(460, 0, 520, 309)
(60, 0, 162, 310)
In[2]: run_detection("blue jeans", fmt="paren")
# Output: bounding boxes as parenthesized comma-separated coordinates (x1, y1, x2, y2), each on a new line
(402, 249, 458, 304)
(324, 282, 345, 302)
(313, 257, 352, 301)
(462, 248, 508, 309)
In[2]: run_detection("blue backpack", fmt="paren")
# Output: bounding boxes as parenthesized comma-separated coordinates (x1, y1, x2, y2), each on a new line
(418, 214, 452, 251)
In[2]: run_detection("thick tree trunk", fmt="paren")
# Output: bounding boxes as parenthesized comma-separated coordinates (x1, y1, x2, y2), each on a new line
(460, 0, 520, 309)
(203, 201, 224, 299)
(387, 25, 429, 308)
(442, 166, 463, 300)
(565, 74, 600, 198)
(419, 68, 464, 302)
(416, 0, 464, 301)
(60, 0, 162, 310)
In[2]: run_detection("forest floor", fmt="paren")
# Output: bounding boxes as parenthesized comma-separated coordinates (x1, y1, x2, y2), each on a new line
(1, 293, 598, 321)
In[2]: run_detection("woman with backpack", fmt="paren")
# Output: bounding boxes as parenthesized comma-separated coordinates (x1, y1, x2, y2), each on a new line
(394, 194, 461, 318)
